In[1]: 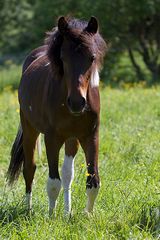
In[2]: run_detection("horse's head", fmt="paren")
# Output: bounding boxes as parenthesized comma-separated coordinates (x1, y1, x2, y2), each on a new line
(58, 16, 103, 115)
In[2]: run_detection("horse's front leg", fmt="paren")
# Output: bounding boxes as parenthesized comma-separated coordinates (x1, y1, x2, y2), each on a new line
(80, 129, 100, 213)
(44, 132, 64, 216)
(62, 138, 79, 215)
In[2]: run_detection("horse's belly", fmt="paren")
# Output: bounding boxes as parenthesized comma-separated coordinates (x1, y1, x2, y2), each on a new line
(20, 104, 49, 133)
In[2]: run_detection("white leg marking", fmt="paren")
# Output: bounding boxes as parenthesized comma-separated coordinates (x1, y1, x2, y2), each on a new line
(26, 192, 32, 210)
(61, 155, 75, 214)
(90, 68, 99, 88)
(46, 177, 61, 216)
(86, 186, 100, 212)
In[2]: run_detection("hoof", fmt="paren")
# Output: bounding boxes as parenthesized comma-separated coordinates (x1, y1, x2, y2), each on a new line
(49, 208, 56, 218)
(83, 208, 92, 216)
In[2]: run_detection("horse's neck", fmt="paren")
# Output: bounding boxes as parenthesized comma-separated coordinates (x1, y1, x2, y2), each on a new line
(58, 75, 68, 102)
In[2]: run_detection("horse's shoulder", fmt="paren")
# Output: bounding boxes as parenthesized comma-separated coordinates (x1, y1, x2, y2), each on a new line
(23, 54, 50, 77)
(22, 45, 47, 72)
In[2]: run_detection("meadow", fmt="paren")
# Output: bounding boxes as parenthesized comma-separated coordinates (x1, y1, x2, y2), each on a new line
(0, 65, 160, 239)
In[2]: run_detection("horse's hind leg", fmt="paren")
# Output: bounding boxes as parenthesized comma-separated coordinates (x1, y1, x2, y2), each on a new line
(20, 111, 39, 210)
(62, 138, 79, 214)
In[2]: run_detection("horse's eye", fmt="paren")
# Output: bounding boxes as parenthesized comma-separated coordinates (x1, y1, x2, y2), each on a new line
(91, 54, 96, 62)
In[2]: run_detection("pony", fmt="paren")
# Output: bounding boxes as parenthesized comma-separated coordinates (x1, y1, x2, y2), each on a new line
(7, 16, 107, 215)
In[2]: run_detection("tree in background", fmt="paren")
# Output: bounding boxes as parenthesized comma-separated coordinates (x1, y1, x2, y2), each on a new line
(128, 4, 160, 83)
(0, 0, 159, 83)
(0, 0, 34, 54)
(95, 0, 160, 83)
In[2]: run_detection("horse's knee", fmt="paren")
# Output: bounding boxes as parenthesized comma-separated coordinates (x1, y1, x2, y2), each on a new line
(46, 177, 61, 216)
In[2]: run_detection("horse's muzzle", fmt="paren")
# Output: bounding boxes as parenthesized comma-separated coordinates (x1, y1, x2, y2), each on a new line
(67, 96, 86, 115)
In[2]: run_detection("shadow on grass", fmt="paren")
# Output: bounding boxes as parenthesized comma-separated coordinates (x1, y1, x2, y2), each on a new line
(138, 205, 160, 238)
(0, 203, 33, 226)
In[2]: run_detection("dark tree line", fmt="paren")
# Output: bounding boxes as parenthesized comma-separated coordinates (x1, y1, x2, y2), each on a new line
(0, 0, 160, 84)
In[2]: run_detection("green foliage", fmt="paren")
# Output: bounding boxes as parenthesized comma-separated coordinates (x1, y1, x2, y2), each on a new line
(0, 0, 160, 84)
(0, 0, 33, 53)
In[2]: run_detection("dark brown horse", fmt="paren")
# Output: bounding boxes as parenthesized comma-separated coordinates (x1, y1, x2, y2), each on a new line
(7, 16, 106, 215)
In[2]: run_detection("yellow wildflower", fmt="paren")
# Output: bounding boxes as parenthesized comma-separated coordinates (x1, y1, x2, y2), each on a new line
(86, 172, 90, 177)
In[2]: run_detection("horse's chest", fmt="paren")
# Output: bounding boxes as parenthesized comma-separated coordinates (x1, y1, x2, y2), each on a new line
(55, 113, 94, 138)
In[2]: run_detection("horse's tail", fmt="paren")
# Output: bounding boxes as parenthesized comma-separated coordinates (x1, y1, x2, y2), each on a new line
(7, 125, 24, 185)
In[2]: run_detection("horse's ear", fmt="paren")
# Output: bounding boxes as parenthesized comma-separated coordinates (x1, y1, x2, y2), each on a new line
(58, 16, 68, 34)
(86, 16, 98, 34)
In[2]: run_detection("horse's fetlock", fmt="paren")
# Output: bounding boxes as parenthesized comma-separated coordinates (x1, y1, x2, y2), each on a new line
(86, 174, 100, 189)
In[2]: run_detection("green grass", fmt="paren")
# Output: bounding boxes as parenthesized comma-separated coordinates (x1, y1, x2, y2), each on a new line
(0, 63, 21, 91)
(0, 72, 160, 239)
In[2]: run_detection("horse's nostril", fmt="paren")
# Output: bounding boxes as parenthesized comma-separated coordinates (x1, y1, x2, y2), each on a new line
(67, 96, 86, 114)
